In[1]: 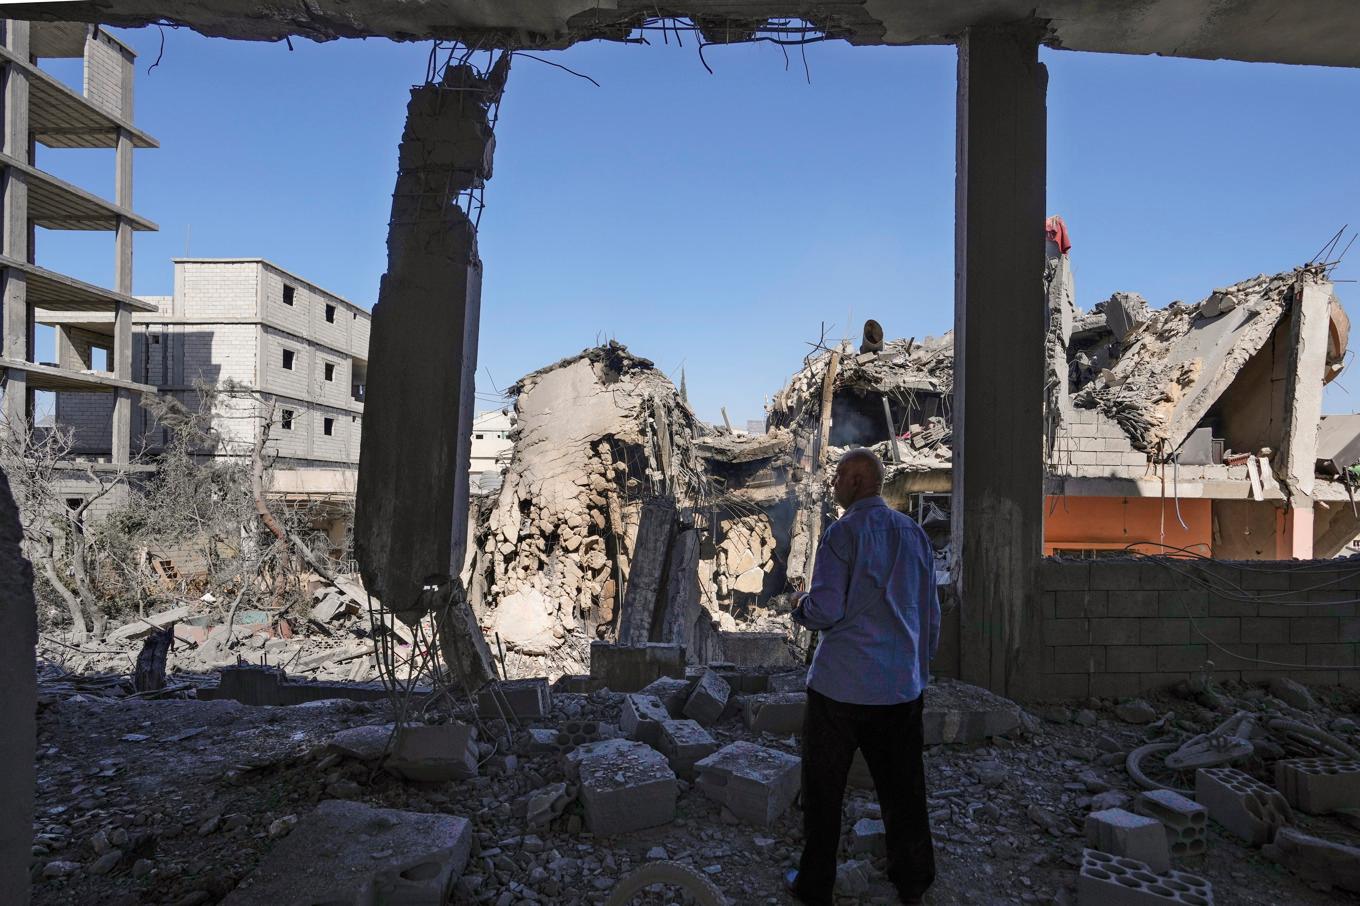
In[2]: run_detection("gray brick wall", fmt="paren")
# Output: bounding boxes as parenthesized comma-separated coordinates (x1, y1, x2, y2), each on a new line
(82, 31, 128, 118)
(181, 263, 261, 321)
(1038, 558, 1360, 699)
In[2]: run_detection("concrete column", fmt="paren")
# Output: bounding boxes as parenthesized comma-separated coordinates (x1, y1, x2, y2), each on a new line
(1276, 507, 1314, 560)
(1, 20, 29, 432)
(111, 127, 133, 463)
(952, 24, 1048, 700)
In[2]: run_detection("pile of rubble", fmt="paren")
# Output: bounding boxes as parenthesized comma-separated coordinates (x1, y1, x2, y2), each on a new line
(29, 657, 1360, 906)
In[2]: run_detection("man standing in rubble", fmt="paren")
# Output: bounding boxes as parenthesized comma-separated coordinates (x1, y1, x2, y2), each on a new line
(784, 448, 939, 906)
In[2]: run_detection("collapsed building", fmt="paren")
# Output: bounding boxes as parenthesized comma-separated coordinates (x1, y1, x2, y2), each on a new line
(469, 245, 1358, 682)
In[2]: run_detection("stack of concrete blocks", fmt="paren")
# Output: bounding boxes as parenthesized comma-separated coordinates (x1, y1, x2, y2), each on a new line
(742, 692, 807, 736)
(1274, 758, 1360, 815)
(589, 642, 685, 693)
(684, 670, 732, 726)
(640, 676, 695, 716)
(620, 693, 671, 746)
(1076, 849, 1213, 906)
(1084, 808, 1170, 873)
(386, 723, 479, 782)
(477, 677, 551, 720)
(1195, 767, 1293, 846)
(694, 741, 801, 826)
(576, 740, 677, 835)
(656, 719, 718, 779)
(1135, 790, 1208, 859)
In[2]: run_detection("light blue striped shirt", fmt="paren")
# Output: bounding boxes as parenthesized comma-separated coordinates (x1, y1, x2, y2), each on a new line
(792, 496, 940, 705)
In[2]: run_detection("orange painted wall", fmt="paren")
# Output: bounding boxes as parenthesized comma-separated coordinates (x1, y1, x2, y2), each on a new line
(1043, 495, 1213, 556)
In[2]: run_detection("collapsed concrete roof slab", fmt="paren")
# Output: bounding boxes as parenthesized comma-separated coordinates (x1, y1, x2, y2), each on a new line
(7, 0, 1360, 67)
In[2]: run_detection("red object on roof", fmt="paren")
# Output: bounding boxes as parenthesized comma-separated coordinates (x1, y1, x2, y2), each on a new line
(1045, 215, 1072, 254)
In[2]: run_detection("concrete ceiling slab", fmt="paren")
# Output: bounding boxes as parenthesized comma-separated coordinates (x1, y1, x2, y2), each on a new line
(4, 0, 1360, 67)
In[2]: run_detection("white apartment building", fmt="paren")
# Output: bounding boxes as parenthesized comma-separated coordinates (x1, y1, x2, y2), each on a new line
(42, 258, 370, 469)
(470, 408, 514, 475)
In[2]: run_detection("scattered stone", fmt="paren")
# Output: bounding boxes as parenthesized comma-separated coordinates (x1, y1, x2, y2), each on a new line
(924, 680, 1023, 743)
(1091, 791, 1131, 812)
(267, 815, 297, 839)
(1114, 699, 1158, 725)
(523, 783, 574, 828)
(325, 723, 395, 762)
(132, 859, 153, 879)
(742, 692, 806, 736)
(1074, 709, 1099, 727)
(835, 859, 872, 896)
(850, 818, 886, 856)
(42, 861, 80, 878)
(1269, 677, 1317, 711)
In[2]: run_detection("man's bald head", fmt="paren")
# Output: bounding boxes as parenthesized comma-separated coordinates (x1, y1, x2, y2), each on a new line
(833, 448, 885, 508)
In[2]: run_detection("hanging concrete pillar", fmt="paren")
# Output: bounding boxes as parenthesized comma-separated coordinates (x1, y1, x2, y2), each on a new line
(952, 23, 1048, 700)
(354, 58, 508, 628)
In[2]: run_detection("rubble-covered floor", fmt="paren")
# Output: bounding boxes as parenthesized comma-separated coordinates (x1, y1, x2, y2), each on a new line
(27, 676, 1360, 905)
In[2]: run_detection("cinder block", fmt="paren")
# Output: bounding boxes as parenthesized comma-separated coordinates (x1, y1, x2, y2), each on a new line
(477, 677, 550, 720)
(1077, 849, 1213, 906)
(683, 669, 732, 726)
(1275, 758, 1360, 815)
(553, 719, 611, 754)
(742, 692, 807, 736)
(1108, 591, 1159, 619)
(620, 693, 670, 744)
(694, 741, 801, 826)
(639, 676, 695, 716)
(1084, 808, 1171, 873)
(1090, 619, 1141, 646)
(563, 738, 642, 783)
(1044, 619, 1091, 646)
(1056, 590, 1108, 618)
(578, 743, 676, 836)
(768, 669, 808, 693)
(1106, 646, 1158, 673)
(656, 719, 718, 779)
(1135, 789, 1207, 859)
(385, 723, 478, 782)
(1140, 620, 1190, 645)
(1195, 767, 1292, 846)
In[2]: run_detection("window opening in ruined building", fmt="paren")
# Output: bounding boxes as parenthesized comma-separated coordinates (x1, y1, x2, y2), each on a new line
(324, 362, 335, 381)
(282, 285, 295, 306)
(150, 335, 160, 345)
(90, 344, 111, 372)
(325, 303, 336, 323)
(323, 417, 334, 436)
(282, 349, 294, 370)
(281, 409, 294, 430)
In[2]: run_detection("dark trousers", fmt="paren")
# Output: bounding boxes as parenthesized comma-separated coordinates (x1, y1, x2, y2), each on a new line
(795, 688, 935, 904)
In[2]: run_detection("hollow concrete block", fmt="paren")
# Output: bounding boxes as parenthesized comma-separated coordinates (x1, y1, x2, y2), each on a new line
(683, 669, 731, 726)
(1195, 767, 1292, 847)
(742, 692, 807, 736)
(1274, 757, 1360, 815)
(620, 693, 670, 745)
(1084, 808, 1171, 874)
(1077, 849, 1213, 906)
(656, 719, 717, 779)
(578, 744, 676, 836)
(1135, 789, 1207, 859)
(694, 741, 801, 826)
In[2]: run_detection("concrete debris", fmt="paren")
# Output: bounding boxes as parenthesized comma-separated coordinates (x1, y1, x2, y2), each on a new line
(1270, 677, 1318, 711)
(694, 741, 801, 826)
(1195, 766, 1293, 846)
(589, 642, 685, 693)
(656, 719, 719, 780)
(1084, 808, 1170, 874)
(220, 800, 473, 906)
(1275, 757, 1360, 815)
(1076, 849, 1213, 906)
(639, 675, 695, 716)
(1263, 827, 1360, 894)
(521, 782, 574, 828)
(741, 692, 807, 736)
(1114, 699, 1159, 725)
(923, 679, 1023, 744)
(385, 723, 479, 782)
(1135, 789, 1208, 859)
(325, 724, 395, 763)
(562, 738, 643, 783)
(577, 742, 677, 835)
(683, 670, 732, 726)
(477, 677, 551, 720)
(849, 817, 887, 856)
(620, 693, 670, 745)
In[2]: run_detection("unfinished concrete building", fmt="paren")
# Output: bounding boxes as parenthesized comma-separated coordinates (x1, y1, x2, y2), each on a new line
(0, 20, 157, 461)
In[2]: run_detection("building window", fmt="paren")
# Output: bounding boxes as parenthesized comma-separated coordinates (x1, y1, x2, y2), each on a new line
(281, 409, 294, 430)
(475, 434, 484, 440)
(90, 345, 111, 372)
(282, 349, 295, 370)
(324, 362, 335, 382)
(150, 335, 161, 345)
(325, 304, 336, 323)
(283, 285, 295, 306)
(323, 417, 334, 436)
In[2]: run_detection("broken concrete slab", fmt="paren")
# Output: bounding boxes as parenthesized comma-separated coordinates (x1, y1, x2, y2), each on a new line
(1196, 766, 1293, 846)
(201, 664, 391, 707)
(386, 723, 478, 782)
(768, 669, 808, 693)
(589, 642, 685, 693)
(742, 692, 807, 736)
(719, 630, 798, 667)
(220, 800, 472, 906)
(1084, 808, 1171, 874)
(694, 741, 801, 826)
(656, 719, 718, 780)
(1263, 827, 1360, 894)
(923, 679, 1022, 744)
(850, 817, 886, 856)
(578, 743, 676, 836)
(683, 669, 731, 726)
(562, 738, 644, 784)
(620, 693, 670, 745)
(108, 605, 192, 643)
(325, 724, 395, 762)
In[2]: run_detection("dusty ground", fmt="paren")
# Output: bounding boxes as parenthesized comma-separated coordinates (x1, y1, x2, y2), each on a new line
(27, 677, 1360, 906)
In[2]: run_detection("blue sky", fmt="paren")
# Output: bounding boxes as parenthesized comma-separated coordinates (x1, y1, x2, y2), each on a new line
(31, 27, 1360, 424)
